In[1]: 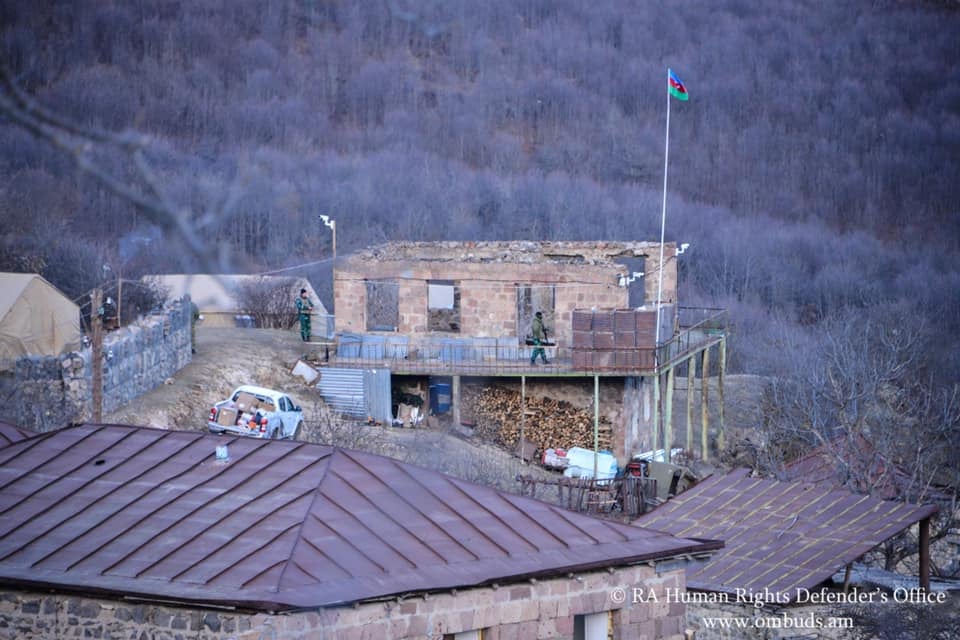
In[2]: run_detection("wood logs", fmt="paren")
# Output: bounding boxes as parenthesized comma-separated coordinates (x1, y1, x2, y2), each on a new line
(462, 385, 612, 452)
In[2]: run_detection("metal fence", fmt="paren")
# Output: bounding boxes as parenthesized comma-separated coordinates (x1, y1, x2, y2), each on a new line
(326, 307, 727, 375)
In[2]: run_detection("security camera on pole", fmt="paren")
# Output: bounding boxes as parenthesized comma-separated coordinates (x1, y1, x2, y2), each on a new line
(319, 215, 336, 264)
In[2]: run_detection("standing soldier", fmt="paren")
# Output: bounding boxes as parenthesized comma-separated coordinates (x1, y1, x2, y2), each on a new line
(295, 288, 314, 342)
(530, 311, 549, 365)
(190, 300, 200, 353)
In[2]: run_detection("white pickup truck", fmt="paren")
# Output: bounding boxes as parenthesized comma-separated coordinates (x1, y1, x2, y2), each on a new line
(207, 385, 304, 439)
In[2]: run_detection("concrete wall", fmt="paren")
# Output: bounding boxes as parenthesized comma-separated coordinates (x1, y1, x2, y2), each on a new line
(0, 564, 690, 640)
(11, 300, 192, 431)
(335, 242, 677, 348)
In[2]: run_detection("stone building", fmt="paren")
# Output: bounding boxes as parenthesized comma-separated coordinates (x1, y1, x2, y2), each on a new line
(0, 424, 721, 639)
(327, 241, 726, 462)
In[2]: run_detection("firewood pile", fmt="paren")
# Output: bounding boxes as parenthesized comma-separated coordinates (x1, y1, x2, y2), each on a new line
(462, 385, 612, 452)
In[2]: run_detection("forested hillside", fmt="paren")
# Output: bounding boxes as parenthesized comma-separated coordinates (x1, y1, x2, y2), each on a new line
(2, 1, 958, 471)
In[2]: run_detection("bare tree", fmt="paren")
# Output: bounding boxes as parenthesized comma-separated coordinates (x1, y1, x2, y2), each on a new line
(236, 277, 299, 329)
(0, 65, 239, 276)
(757, 309, 960, 571)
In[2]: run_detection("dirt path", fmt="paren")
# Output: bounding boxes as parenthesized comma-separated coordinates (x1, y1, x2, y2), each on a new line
(104, 325, 558, 492)
(105, 326, 316, 430)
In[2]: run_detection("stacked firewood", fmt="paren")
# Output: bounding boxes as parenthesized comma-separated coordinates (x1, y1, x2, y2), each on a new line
(462, 385, 612, 451)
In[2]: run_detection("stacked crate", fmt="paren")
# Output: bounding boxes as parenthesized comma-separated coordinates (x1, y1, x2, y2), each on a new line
(572, 307, 674, 371)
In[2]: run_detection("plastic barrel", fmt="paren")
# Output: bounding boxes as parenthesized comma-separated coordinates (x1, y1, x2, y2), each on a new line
(429, 382, 452, 414)
(337, 332, 362, 358)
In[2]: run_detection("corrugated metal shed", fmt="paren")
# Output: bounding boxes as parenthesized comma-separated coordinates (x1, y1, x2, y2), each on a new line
(636, 468, 939, 600)
(317, 368, 392, 423)
(0, 424, 719, 611)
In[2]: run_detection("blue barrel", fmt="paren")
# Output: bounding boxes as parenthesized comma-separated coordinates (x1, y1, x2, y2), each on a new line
(429, 382, 452, 414)
(385, 335, 409, 359)
(440, 339, 467, 363)
(337, 332, 362, 358)
(361, 334, 386, 359)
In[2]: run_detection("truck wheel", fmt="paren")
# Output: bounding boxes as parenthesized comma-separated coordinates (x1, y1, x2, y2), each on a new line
(293, 421, 304, 440)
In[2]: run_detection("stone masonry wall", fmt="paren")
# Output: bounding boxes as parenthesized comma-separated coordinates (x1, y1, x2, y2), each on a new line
(335, 260, 633, 347)
(0, 564, 689, 640)
(12, 299, 192, 431)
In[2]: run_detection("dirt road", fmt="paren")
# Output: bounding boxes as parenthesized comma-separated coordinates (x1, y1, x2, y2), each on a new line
(105, 325, 555, 491)
(105, 326, 316, 430)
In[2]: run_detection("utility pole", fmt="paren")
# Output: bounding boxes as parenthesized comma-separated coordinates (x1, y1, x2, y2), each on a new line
(91, 288, 103, 422)
(116, 271, 122, 328)
(320, 215, 337, 263)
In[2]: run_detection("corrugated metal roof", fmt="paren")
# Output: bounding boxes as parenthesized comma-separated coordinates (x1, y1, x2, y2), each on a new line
(636, 468, 938, 600)
(0, 424, 719, 611)
(0, 421, 35, 448)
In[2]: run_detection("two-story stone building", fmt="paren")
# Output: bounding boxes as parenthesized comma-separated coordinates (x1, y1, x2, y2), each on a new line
(326, 241, 726, 464)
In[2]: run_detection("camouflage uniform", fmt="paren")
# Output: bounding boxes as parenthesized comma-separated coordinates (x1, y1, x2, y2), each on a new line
(530, 313, 548, 365)
(296, 294, 314, 341)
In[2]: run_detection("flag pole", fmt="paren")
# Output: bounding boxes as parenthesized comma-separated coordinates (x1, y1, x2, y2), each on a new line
(656, 70, 670, 357)
(654, 69, 671, 455)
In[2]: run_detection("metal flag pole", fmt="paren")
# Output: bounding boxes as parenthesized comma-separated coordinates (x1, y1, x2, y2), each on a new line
(653, 69, 672, 454)
(656, 68, 671, 364)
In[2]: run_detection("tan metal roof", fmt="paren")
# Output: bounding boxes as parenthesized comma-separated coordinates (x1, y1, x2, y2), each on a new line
(636, 468, 938, 600)
(0, 424, 719, 611)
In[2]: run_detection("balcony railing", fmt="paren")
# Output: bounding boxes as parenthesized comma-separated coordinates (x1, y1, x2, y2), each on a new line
(325, 307, 726, 376)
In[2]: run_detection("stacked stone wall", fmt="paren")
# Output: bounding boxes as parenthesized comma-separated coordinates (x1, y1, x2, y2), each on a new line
(335, 260, 633, 347)
(0, 564, 689, 640)
(12, 299, 192, 431)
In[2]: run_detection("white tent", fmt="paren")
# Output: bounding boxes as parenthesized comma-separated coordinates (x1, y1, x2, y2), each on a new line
(0, 273, 81, 366)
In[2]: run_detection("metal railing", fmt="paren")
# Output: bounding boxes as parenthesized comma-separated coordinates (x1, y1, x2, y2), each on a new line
(325, 307, 726, 375)
(657, 307, 728, 369)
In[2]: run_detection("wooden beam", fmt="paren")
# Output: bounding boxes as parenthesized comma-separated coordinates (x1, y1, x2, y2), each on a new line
(520, 375, 526, 463)
(700, 347, 710, 461)
(452, 375, 461, 426)
(91, 288, 103, 423)
(652, 374, 660, 454)
(919, 517, 931, 591)
(593, 375, 599, 479)
(687, 357, 695, 453)
(664, 366, 675, 452)
(718, 336, 726, 452)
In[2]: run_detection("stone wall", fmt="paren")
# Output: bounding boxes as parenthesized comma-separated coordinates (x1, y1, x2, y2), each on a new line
(334, 241, 678, 348)
(0, 564, 689, 640)
(11, 300, 192, 431)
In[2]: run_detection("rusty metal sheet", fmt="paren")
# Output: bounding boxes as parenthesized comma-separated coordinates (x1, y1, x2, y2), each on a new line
(0, 421, 36, 448)
(636, 468, 938, 600)
(0, 423, 720, 611)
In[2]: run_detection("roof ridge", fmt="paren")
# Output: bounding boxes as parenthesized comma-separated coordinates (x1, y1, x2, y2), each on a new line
(274, 447, 335, 591)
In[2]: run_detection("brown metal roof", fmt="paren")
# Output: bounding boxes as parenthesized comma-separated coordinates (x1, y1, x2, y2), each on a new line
(636, 468, 938, 600)
(0, 421, 35, 448)
(0, 424, 719, 611)
(783, 435, 954, 503)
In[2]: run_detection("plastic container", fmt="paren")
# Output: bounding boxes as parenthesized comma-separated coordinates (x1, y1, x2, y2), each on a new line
(337, 332, 362, 358)
(360, 334, 385, 359)
(429, 382, 452, 414)
(563, 447, 619, 480)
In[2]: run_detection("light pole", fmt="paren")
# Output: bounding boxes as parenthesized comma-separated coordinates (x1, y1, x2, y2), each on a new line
(319, 215, 336, 264)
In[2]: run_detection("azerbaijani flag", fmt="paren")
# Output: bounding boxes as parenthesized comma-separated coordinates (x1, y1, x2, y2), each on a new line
(668, 68, 689, 101)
